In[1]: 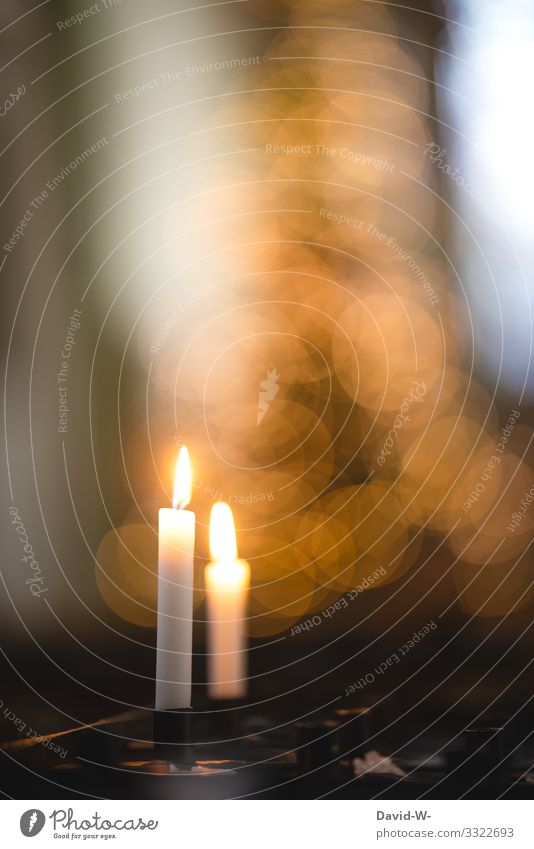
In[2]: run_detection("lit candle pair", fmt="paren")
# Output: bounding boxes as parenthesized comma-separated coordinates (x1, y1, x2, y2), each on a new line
(155, 447, 250, 710)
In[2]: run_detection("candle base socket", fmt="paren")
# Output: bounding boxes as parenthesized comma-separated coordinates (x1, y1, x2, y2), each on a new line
(153, 708, 196, 767)
(208, 696, 248, 710)
(206, 697, 249, 739)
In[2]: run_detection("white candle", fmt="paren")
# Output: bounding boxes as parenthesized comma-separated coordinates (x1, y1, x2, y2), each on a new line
(205, 502, 250, 700)
(155, 446, 195, 710)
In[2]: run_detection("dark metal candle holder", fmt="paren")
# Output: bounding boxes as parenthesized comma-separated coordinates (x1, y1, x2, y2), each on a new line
(206, 698, 248, 733)
(295, 718, 340, 774)
(334, 706, 372, 761)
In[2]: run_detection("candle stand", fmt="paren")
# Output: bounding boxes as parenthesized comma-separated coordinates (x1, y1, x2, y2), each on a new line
(3, 704, 534, 799)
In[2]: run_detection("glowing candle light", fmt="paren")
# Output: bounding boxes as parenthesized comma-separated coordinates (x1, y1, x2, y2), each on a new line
(205, 502, 250, 700)
(155, 446, 195, 710)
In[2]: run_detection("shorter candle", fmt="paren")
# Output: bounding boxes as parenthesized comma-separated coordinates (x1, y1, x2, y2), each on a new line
(205, 502, 250, 700)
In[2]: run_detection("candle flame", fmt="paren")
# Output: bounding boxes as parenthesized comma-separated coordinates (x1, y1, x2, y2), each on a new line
(210, 502, 238, 561)
(172, 445, 192, 509)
